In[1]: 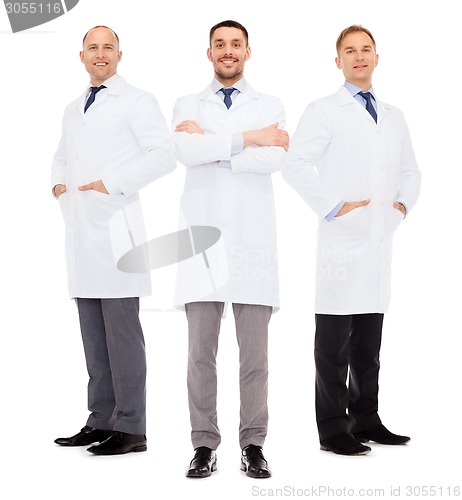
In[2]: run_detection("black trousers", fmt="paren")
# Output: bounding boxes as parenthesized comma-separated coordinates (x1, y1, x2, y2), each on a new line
(314, 313, 384, 440)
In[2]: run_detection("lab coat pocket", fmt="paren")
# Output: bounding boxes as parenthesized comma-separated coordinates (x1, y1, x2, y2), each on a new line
(88, 190, 127, 241)
(57, 191, 70, 224)
(331, 206, 364, 224)
(318, 206, 368, 258)
(179, 188, 208, 226)
(242, 190, 277, 246)
(386, 206, 404, 234)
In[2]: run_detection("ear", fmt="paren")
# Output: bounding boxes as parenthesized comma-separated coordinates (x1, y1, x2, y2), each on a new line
(207, 47, 213, 62)
(335, 56, 342, 69)
(117, 50, 123, 62)
(245, 45, 251, 61)
(374, 53, 379, 68)
(80, 50, 85, 64)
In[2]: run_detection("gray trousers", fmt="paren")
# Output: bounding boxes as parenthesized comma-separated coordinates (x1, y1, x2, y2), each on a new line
(76, 297, 146, 435)
(185, 301, 272, 450)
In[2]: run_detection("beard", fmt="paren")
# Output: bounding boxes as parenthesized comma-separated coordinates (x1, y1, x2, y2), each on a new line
(213, 62, 244, 85)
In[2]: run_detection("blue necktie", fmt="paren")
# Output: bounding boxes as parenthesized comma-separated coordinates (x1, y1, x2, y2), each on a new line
(221, 87, 235, 109)
(84, 85, 106, 113)
(358, 91, 377, 123)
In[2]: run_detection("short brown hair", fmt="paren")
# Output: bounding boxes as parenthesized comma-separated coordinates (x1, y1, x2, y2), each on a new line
(209, 20, 249, 47)
(336, 25, 376, 55)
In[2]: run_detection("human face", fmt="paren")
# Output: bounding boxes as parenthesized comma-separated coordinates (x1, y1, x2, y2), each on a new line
(80, 27, 121, 86)
(335, 31, 378, 90)
(207, 27, 250, 86)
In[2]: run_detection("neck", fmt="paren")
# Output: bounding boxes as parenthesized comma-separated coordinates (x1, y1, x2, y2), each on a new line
(215, 73, 242, 87)
(90, 72, 117, 88)
(349, 79, 372, 91)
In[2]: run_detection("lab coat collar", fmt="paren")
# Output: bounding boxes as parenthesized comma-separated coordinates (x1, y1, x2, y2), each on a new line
(101, 73, 127, 96)
(198, 79, 260, 108)
(336, 85, 390, 125)
(77, 74, 127, 116)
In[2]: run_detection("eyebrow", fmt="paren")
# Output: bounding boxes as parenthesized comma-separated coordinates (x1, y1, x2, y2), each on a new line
(344, 44, 372, 50)
(87, 43, 115, 48)
(213, 38, 244, 43)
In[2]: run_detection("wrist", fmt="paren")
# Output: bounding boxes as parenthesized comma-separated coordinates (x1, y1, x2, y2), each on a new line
(243, 130, 257, 148)
(396, 201, 407, 217)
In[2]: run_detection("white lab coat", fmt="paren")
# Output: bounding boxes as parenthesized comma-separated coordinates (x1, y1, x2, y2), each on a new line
(51, 74, 176, 298)
(172, 82, 286, 310)
(283, 86, 421, 314)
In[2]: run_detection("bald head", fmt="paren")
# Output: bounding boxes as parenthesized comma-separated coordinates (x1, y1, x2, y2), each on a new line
(83, 25, 120, 51)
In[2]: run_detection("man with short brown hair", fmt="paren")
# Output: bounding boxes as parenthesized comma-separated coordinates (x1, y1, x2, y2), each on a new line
(283, 25, 421, 456)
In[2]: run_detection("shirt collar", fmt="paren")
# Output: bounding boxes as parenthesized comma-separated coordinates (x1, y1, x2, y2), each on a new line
(344, 80, 376, 100)
(86, 73, 121, 94)
(212, 77, 246, 94)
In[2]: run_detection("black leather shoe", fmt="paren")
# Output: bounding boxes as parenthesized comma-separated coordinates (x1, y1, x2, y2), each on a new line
(87, 431, 147, 455)
(240, 445, 272, 478)
(54, 426, 112, 447)
(186, 446, 217, 478)
(320, 432, 371, 455)
(354, 424, 410, 445)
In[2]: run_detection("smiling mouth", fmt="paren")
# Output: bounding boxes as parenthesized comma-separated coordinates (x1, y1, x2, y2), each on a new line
(95, 62, 108, 67)
(220, 59, 237, 66)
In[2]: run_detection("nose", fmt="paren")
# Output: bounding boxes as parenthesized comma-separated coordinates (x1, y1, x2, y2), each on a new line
(224, 43, 235, 55)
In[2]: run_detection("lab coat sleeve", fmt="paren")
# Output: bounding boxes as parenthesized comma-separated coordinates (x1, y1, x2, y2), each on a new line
(230, 96, 286, 175)
(172, 96, 232, 166)
(395, 114, 421, 213)
(282, 101, 343, 218)
(103, 93, 177, 197)
(50, 111, 69, 188)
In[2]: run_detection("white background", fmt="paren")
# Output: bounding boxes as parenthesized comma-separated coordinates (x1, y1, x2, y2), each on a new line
(1, 0, 460, 498)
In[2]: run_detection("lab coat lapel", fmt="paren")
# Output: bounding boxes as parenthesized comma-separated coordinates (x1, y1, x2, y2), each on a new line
(229, 84, 259, 111)
(376, 100, 390, 126)
(76, 90, 88, 117)
(198, 83, 260, 111)
(336, 86, 378, 125)
(77, 76, 127, 116)
(199, 85, 225, 108)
